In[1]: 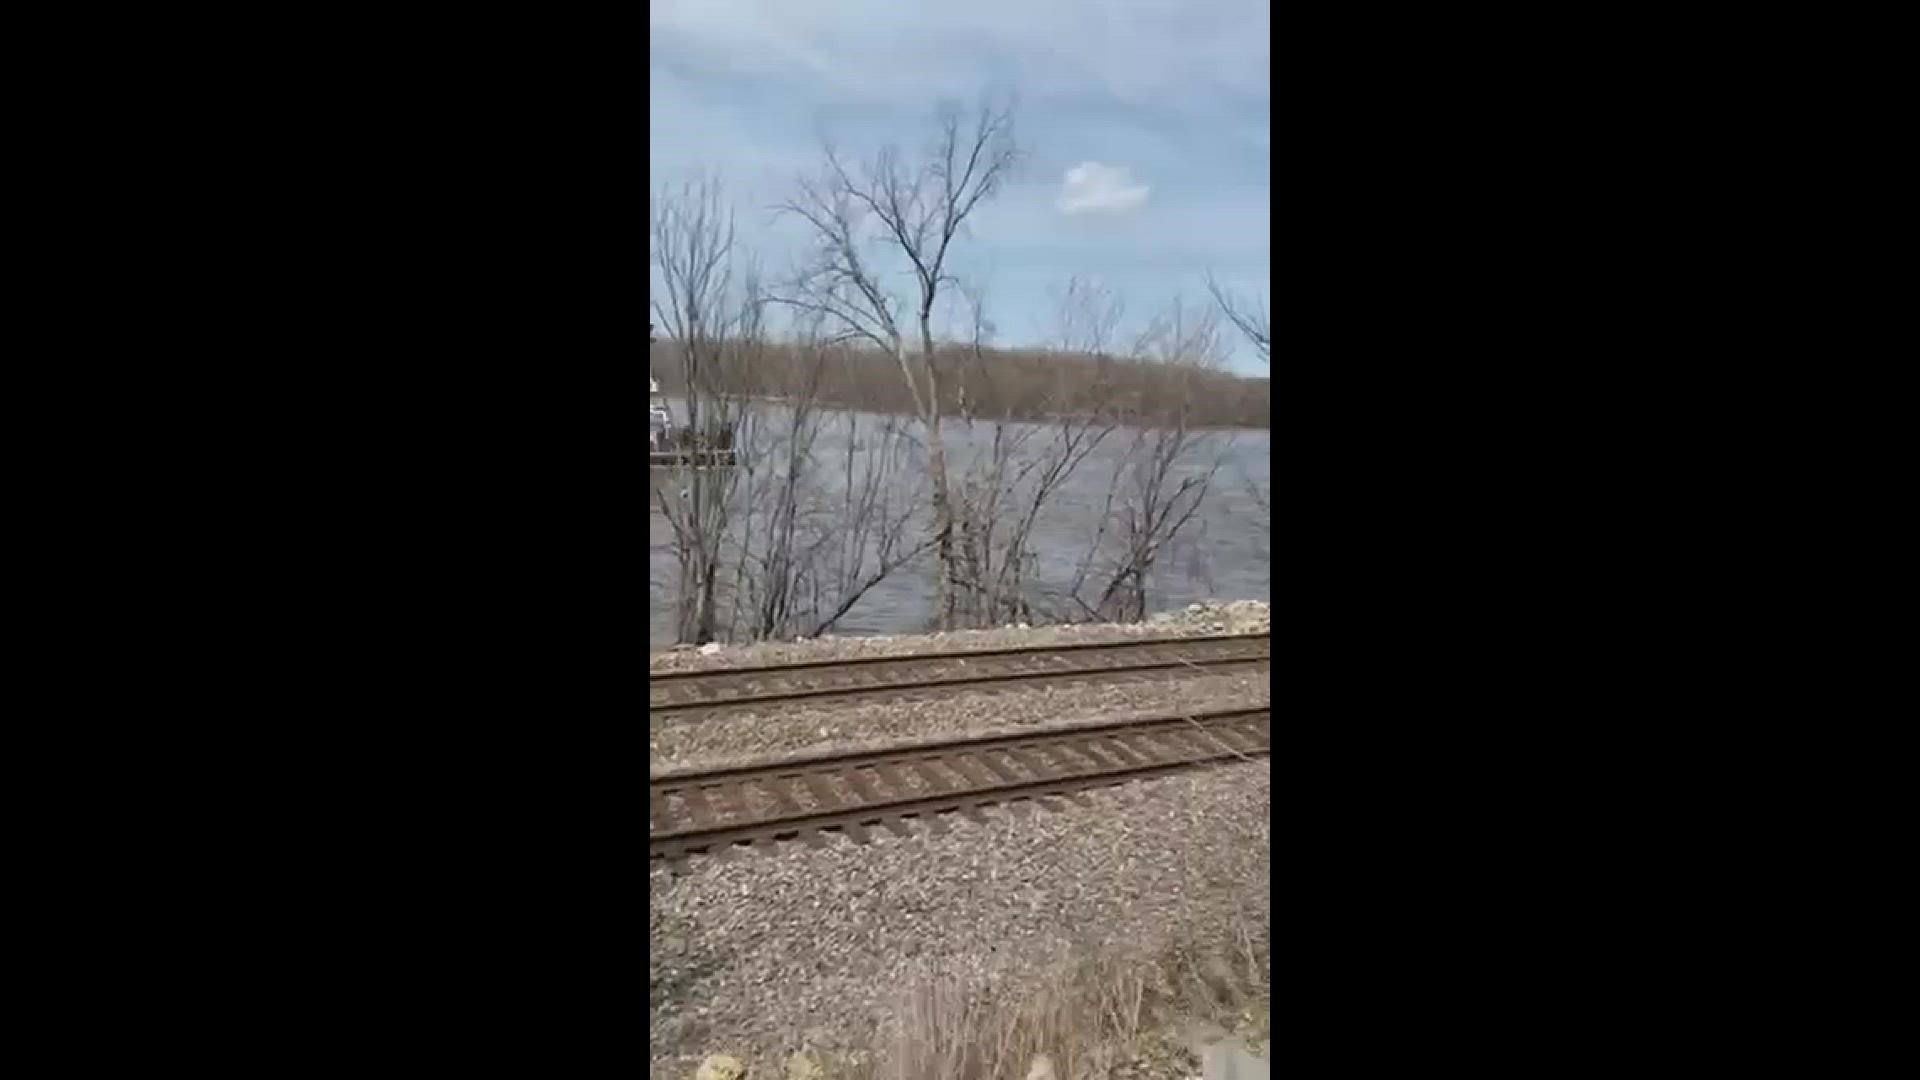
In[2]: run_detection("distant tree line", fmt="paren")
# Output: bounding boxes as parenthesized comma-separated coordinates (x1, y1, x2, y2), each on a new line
(649, 339, 1270, 430)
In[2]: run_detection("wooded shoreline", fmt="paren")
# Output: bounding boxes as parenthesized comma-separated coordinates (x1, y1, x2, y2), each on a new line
(650, 340, 1270, 430)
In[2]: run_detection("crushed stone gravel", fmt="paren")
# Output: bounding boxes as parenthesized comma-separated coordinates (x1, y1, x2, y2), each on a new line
(648, 760, 1271, 1079)
(648, 600, 1271, 672)
(650, 670, 1268, 773)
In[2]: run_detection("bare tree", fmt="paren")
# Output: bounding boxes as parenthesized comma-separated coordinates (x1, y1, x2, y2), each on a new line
(1063, 297, 1230, 622)
(1205, 272, 1271, 532)
(772, 98, 1019, 630)
(651, 176, 750, 644)
(948, 278, 1124, 626)
(721, 330, 935, 642)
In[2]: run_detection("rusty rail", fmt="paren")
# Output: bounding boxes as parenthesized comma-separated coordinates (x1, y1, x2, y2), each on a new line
(650, 705, 1270, 861)
(651, 633, 1270, 718)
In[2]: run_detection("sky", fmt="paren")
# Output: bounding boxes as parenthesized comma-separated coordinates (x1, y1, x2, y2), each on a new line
(649, 0, 1271, 374)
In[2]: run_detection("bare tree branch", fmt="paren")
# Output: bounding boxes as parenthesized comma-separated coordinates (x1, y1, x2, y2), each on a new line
(1206, 272, 1269, 365)
(651, 175, 749, 644)
(768, 97, 1020, 630)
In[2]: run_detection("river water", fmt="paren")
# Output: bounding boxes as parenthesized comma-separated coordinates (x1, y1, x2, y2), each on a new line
(650, 401, 1269, 647)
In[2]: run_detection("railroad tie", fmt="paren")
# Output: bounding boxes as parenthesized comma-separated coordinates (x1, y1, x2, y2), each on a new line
(971, 752, 1021, 783)
(649, 634, 1269, 719)
(875, 762, 925, 797)
(702, 783, 740, 823)
(762, 778, 804, 816)
(648, 705, 1271, 863)
(680, 786, 717, 826)
(801, 773, 841, 810)
(845, 767, 889, 805)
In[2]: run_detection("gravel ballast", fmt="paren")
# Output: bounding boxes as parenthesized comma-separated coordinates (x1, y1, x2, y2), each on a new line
(650, 669, 1269, 772)
(648, 760, 1271, 1078)
(648, 600, 1271, 673)
(650, 606, 1272, 1076)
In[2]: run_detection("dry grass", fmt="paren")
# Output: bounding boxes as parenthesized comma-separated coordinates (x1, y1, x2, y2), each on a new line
(651, 759, 1269, 1079)
(808, 925, 1270, 1080)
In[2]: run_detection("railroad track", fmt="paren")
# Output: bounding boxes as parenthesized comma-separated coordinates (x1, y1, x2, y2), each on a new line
(651, 633, 1270, 718)
(650, 705, 1270, 861)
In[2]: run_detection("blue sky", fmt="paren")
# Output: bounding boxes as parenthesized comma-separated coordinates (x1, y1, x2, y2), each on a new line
(649, 0, 1271, 373)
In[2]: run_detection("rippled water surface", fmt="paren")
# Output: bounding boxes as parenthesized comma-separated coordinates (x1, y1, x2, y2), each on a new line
(650, 402, 1269, 647)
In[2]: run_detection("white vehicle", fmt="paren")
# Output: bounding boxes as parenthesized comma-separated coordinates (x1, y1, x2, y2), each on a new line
(649, 374, 675, 450)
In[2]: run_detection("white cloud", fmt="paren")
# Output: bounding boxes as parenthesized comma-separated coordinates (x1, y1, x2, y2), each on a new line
(1056, 162, 1151, 216)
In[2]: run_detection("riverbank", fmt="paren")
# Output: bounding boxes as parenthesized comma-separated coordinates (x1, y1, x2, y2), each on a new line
(651, 339, 1272, 430)
(648, 599, 1271, 673)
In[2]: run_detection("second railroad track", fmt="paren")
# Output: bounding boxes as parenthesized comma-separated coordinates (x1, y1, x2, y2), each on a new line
(650, 704, 1271, 861)
(651, 632, 1270, 717)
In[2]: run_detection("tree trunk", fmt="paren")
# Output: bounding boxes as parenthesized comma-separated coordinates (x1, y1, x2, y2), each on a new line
(925, 425, 957, 629)
(696, 531, 719, 644)
(919, 311, 962, 630)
